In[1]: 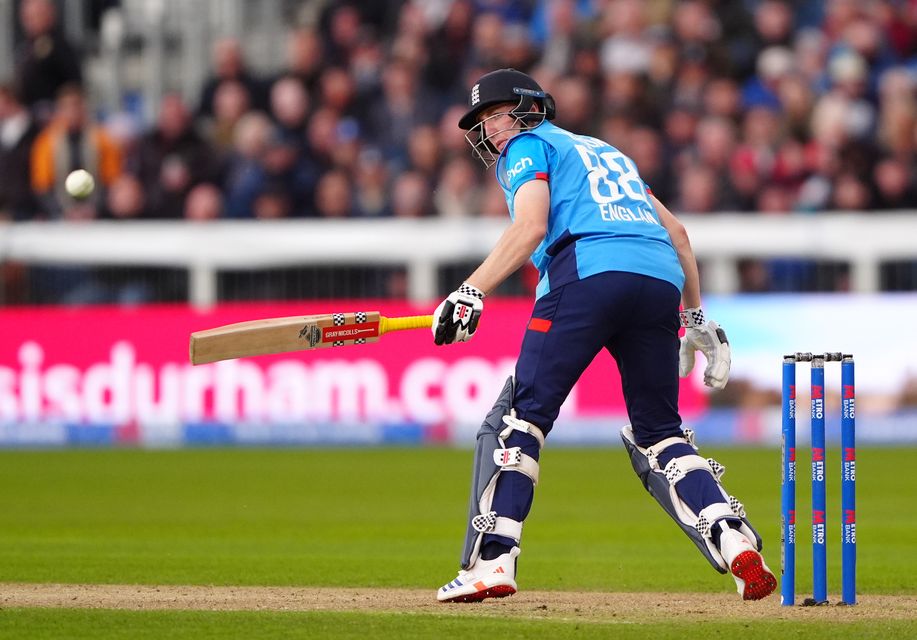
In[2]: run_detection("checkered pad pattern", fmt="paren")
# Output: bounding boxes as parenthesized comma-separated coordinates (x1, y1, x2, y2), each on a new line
(472, 510, 498, 533)
(459, 282, 485, 299)
(332, 313, 345, 326)
(696, 514, 713, 537)
(708, 458, 726, 479)
(680, 307, 705, 328)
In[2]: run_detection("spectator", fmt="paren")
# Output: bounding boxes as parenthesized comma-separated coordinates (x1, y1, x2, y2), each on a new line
(553, 75, 595, 132)
(695, 116, 738, 173)
(434, 156, 480, 218)
(253, 187, 293, 220)
(830, 172, 873, 210)
(390, 171, 431, 218)
(771, 137, 810, 192)
(365, 60, 437, 164)
(467, 12, 504, 69)
(197, 38, 265, 117)
(323, 3, 364, 67)
(703, 78, 743, 123)
(135, 93, 218, 218)
(282, 28, 325, 94)
(329, 117, 363, 173)
(793, 27, 829, 85)
(756, 184, 797, 213)
(876, 70, 916, 158)
(5, 0, 917, 300)
(102, 175, 147, 220)
(676, 164, 720, 213)
(306, 107, 341, 170)
(314, 169, 355, 218)
(14, 0, 82, 120)
(438, 104, 472, 159)
(754, 0, 796, 48)
(873, 156, 917, 210)
(353, 147, 391, 217)
(30, 84, 121, 218)
(694, 116, 740, 208)
(262, 77, 322, 213)
(742, 46, 794, 111)
(424, 0, 474, 95)
(621, 125, 674, 204)
(203, 80, 252, 155)
(663, 105, 700, 168)
(270, 76, 310, 142)
(318, 67, 359, 118)
(671, 0, 730, 76)
(184, 183, 224, 222)
(223, 112, 272, 218)
(0, 84, 40, 220)
(776, 73, 816, 139)
(257, 130, 318, 217)
(599, 0, 652, 77)
(406, 124, 441, 178)
(500, 22, 537, 71)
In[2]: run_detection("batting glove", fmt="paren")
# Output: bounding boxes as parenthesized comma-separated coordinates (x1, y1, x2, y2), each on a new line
(432, 283, 484, 345)
(678, 307, 731, 389)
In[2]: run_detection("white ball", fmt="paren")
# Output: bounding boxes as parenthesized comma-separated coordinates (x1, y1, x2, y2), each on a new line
(65, 169, 95, 199)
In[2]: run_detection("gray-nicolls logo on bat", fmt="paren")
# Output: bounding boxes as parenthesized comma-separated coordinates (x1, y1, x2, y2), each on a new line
(298, 324, 322, 347)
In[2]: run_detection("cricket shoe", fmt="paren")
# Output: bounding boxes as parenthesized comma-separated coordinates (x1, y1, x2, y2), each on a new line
(437, 546, 520, 603)
(719, 528, 777, 601)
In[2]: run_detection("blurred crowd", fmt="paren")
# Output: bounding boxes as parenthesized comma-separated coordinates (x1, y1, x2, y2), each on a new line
(2, 0, 917, 301)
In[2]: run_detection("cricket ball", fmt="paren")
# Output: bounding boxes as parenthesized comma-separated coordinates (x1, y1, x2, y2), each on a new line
(65, 169, 95, 199)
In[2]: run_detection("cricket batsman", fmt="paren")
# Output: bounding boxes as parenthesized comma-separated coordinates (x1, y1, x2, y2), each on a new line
(431, 69, 777, 603)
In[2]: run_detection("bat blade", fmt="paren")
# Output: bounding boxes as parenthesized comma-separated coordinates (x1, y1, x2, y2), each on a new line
(189, 311, 432, 365)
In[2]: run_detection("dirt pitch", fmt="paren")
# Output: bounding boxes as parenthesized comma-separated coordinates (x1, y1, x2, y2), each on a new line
(2, 584, 916, 623)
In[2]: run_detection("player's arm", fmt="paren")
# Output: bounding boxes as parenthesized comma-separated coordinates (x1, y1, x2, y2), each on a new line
(466, 180, 549, 295)
(652, 193, 731, 389)
(652, 193, 701, 309)
(432, 179, 549, 345)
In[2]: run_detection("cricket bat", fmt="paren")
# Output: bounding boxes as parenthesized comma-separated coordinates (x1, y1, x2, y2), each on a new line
(189, 311, 433, 365)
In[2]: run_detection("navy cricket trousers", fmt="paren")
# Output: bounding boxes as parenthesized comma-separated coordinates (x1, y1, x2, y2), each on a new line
(514, 270, 685, 448)
(482, 270, 691, 552)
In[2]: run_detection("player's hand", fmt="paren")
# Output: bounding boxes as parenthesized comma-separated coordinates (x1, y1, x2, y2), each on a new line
(432, 283, 484, 345)
(678, 308, 731, 389)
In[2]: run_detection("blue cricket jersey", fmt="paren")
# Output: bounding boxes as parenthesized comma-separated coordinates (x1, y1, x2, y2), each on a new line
(495, 120, 684, 299)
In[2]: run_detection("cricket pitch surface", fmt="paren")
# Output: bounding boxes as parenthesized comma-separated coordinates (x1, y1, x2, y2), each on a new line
(2, 584, 915, 623)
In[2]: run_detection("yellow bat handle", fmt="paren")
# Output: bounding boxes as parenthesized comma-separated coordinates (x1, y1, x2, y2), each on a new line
(379, 315, 434, 335)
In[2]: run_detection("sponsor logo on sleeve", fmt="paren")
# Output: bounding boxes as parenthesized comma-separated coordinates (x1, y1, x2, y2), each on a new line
(506, 156, 533, 179)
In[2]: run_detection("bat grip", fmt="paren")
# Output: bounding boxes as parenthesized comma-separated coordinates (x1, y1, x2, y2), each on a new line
(380, 315, 434, 334)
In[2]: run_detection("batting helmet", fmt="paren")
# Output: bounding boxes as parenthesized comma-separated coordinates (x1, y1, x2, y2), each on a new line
(459, 69, 556, 167)
(458, 68, 555, 131)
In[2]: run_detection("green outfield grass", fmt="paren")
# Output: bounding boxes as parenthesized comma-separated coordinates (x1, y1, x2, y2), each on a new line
(1, 608, 915, 640)
(0, 446, 915, 638)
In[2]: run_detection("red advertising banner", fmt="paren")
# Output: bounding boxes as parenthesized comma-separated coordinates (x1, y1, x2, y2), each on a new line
(0, 301, 706, 445)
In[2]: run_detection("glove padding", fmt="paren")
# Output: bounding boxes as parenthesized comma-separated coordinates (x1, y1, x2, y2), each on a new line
(432, 283, 484, 345)
(679, 320, 731, 389)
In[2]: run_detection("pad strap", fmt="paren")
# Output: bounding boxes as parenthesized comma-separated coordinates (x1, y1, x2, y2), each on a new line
(695, 502, 737, 537)
(471, 511, 523, 542)
(493, 447, 540, 485)
(663, 455, 712, 484)
(500, 414, 546, 449)
(662, 455, 727, 484)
